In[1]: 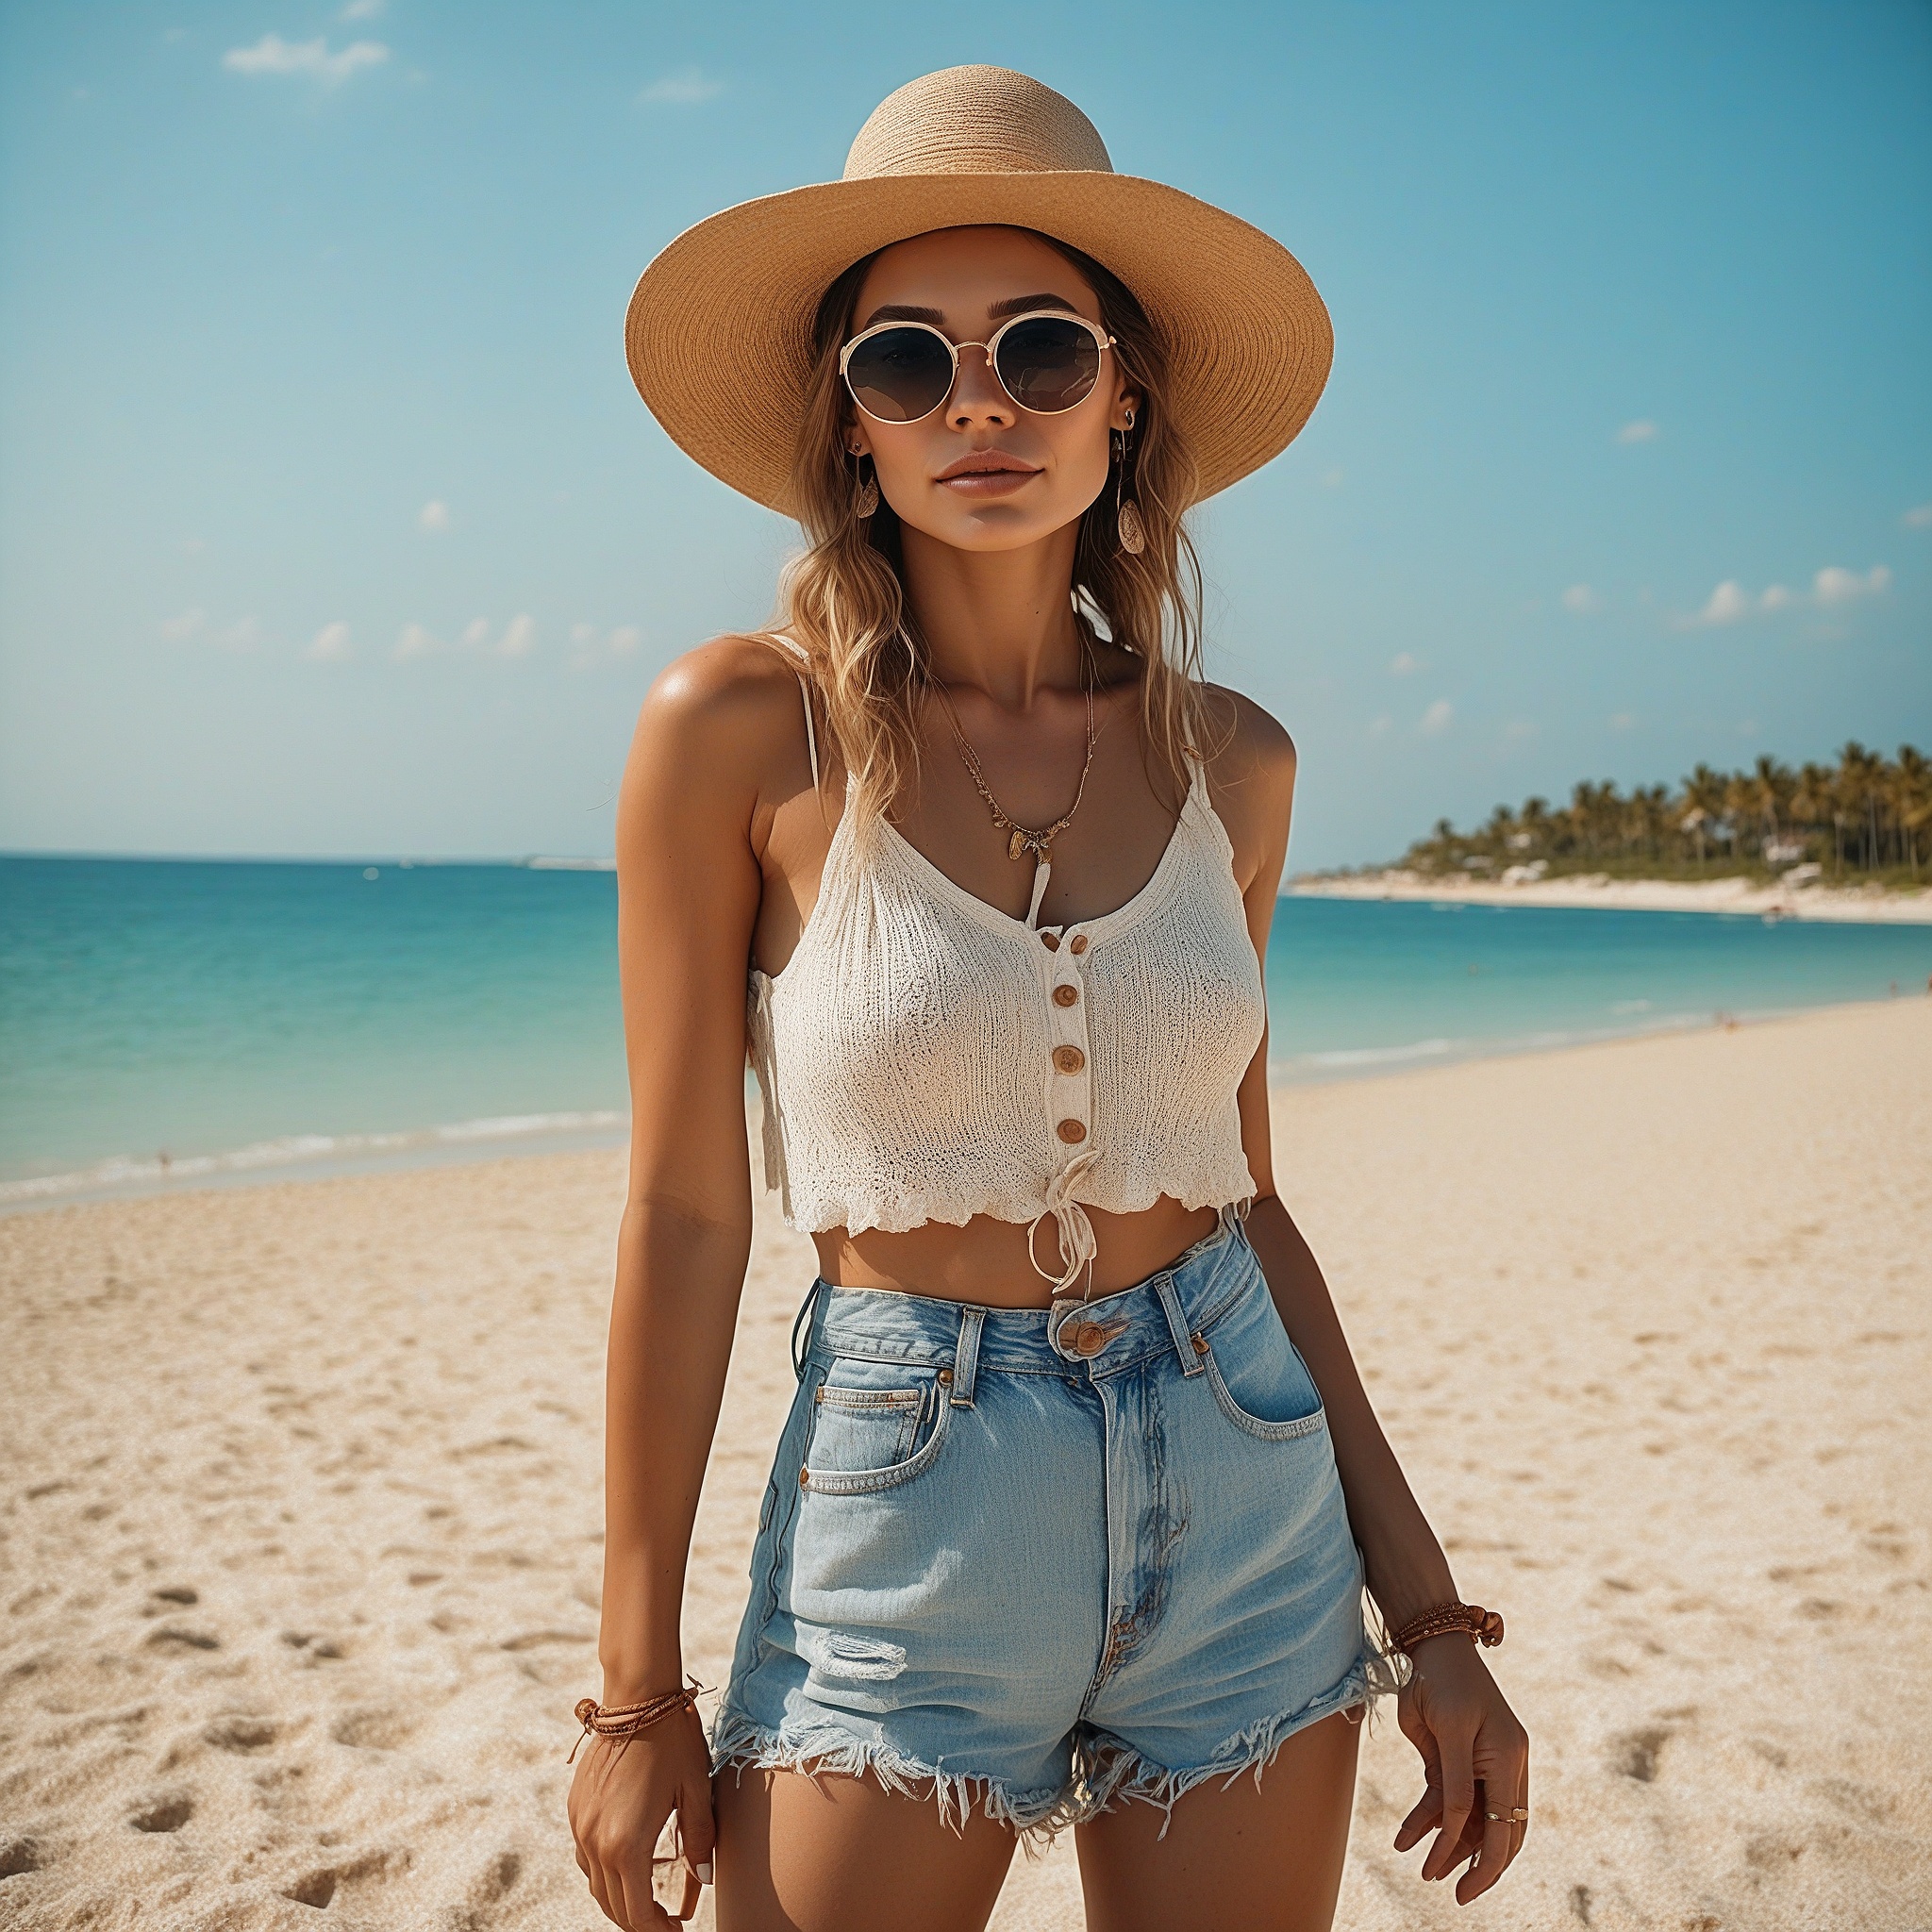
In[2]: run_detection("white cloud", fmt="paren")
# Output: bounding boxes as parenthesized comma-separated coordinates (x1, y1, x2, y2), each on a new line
(1419, 699, 1454, 736)
(1758, 584, 1794, 612)
(395, 622, 441, 660)
(1615, 420, 1659, 444)
(1502, 718, 1538, 741)
(1905, 502, 1932, 529)
(1388, 651, 1423, 676)
(308, 621, 352, 661)
(1692, 579, 1753, 626)
(341, 0, 384, 17)
(1319, 467, 1344, 490)
(640, 66, 724, 105)
(419, 499, 451, 532)
(1560, 583, 1599, 615)
(461, 618, 491, 649)
(159, 607, 207, 642)
(1367, 714, 1392, 739)
(498, 613, 535, 659)
(1812, 563, 1890, 606)
(222, 33, 389, 82)
(1608, 711, 1636, 731)
(215, 615, 260, 653)
(608, 625, 641, 657)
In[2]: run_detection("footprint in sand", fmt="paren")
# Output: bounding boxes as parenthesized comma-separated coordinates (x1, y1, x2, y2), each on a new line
(329, 1707, 415, 1751)
(203, 1715, 278, 1754)
(128, 1794, 193, 1833)
(1611, 1724, 1673, 1782)
(1, 1837, 48, 1875)
(145, 1626, 220, 1652)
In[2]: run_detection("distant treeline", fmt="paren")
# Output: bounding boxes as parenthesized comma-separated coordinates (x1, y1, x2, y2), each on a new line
(1401, 742, 1929, 885)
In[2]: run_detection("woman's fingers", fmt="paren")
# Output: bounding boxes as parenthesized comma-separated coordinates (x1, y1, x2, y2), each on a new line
(1421, 1726, 1477, 1882)
(1457, 1807, 1515, 1903)
(676, 1773, 718, 1890)
(1391, 1782, 1441, 1853)
(584, 1859, 622, 1928)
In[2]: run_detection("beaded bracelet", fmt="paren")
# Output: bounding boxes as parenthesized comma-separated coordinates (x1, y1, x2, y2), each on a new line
(567, 1677, 707, 1762)
(1388, 1601, 1506, 1656)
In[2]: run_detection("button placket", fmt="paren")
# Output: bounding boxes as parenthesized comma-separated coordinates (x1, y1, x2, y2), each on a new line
(1045, 927, 1091, 1154)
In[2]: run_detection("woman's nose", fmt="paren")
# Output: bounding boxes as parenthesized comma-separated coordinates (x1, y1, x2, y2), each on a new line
(947, 344, 1014, 429)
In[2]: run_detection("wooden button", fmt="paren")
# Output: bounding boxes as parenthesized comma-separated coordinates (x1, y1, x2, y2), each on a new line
(1057, 1118, 1088, 1144)
(1069, 1322, 1108, 1357)
(1069, 934, 1089, 955)
(1040, 931, 1059, 951)
(1052, 1044, 1085, 1074)
(1052, 984, 1079, 1008)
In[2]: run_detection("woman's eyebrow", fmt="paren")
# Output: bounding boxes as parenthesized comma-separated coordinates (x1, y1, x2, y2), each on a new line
(986, 292, 1080, 320)
(856, 293, 1084, 332)
(858, 302, 947, 328)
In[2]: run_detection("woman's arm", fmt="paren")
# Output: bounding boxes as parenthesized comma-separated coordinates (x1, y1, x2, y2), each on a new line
(1210, 692, 1530, 1906)
(571, 641, 807, 1931)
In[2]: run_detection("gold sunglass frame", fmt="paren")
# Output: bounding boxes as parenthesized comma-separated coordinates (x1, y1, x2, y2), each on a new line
(839, 311, 1117, 425)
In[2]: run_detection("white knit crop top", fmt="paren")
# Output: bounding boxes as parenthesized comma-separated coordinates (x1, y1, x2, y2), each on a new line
(747, 673, 1265, 1291)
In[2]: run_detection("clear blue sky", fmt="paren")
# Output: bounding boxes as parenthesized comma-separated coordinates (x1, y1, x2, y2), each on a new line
(2, 0, 1927, 870)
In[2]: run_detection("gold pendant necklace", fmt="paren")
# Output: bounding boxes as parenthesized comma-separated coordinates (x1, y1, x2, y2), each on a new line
(931, 671, 1097, 864)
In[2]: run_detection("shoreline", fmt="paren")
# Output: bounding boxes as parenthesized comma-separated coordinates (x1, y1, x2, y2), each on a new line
(7, 990, 1925, 1218)
(1290, 869, 1932, 924)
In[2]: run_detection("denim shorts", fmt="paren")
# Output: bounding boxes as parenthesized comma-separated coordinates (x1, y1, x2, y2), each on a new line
(712, 1217, 1385, 1838)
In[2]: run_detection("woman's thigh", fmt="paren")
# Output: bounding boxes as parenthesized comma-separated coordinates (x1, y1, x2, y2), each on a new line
(1074, 1711, 1361, 1932)
(714, 1764, 1018, 1932)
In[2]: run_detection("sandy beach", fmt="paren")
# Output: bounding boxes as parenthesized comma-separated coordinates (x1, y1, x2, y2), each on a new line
(3, 998, 1928, 1929)
(1291, 871, 1932, 925)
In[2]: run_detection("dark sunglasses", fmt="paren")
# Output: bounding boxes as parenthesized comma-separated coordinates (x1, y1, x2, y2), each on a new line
(840, 310, 1116, 424)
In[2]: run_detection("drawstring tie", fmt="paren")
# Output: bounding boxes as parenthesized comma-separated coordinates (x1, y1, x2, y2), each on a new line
(1026, 1144, 1103, 1295)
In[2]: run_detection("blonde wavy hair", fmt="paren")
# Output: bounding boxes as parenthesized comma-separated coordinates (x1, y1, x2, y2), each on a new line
(754, 232, 1216, 821)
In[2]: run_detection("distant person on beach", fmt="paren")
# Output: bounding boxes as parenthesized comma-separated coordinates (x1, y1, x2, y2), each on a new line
(569, 68, 1527, 1930)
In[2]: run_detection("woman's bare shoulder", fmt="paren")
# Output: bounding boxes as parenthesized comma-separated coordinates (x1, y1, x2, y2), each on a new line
(1199, 682, 1297, 798)
(625, 635, 814, 808)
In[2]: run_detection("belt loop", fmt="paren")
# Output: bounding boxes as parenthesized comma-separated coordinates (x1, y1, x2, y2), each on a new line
(791, 1277, 825, 1384)
(951, 1306, 985, 1407)
(1154, 1274, 1205, 1378)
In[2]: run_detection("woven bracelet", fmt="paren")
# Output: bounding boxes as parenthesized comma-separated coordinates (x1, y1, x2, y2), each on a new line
(1388, 1602, 1506, 1656)
(567, 1677, 706, 1763)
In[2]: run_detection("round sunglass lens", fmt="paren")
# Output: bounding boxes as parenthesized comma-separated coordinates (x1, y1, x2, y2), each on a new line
(844, 327, 955, 422)
(994, 316, 1101, 414)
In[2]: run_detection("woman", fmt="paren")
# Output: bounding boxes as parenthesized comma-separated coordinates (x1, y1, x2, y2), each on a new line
(569, 66, 1527, 1932)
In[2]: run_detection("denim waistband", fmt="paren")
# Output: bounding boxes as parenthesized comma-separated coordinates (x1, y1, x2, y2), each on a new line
(793, 1211, 1257, 1396)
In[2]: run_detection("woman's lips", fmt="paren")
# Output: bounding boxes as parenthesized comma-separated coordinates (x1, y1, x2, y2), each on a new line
(936, 467, 1041, 498)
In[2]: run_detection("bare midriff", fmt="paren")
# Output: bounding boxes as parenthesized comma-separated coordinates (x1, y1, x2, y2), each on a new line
(810, 1194, 1221, 1309)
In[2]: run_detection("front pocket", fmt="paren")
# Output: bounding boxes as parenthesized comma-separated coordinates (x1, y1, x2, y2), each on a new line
(1202, 1347, 1327, 1441)
(1193, 1282, 1329, 1441)
(802, 1366, 951, 1495)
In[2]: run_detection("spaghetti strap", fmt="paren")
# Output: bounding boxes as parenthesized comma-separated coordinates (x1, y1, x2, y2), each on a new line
(796, 674, 820, 792)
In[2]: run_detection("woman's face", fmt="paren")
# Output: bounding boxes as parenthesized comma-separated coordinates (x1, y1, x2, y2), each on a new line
(842, 225, 1140, 555)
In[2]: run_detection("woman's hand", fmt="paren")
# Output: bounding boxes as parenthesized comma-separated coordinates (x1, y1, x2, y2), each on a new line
(568, 1707, 716, 1928)
(1391, 1636, 1530, 1904)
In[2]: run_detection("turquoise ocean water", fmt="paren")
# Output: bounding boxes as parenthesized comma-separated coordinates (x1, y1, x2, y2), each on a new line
(3, 854, 1927, 1207)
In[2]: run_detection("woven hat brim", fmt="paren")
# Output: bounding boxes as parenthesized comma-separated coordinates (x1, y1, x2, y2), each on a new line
(625, 172, 1332, 515)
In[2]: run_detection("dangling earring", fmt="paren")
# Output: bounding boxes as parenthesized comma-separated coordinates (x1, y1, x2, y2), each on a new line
(1114, 415, 1145, 556)
(852, 453, 879, 521)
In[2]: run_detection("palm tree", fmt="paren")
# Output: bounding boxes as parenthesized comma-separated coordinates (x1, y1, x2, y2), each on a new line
(1891, 745, 1929, 877)
(1679, 765, 1728, 870)
(1838, 742, 1885, 873)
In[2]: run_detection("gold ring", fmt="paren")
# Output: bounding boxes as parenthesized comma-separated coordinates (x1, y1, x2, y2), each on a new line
(1486, 1807, 1529, 1824)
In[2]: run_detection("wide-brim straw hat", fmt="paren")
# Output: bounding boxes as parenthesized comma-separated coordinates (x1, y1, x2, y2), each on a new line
(625, 65, 1331, 515)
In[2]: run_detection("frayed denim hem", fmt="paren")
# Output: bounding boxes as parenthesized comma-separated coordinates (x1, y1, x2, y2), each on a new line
(709, 1706, 1079, 1846)
(1075, 1650, 1400, 1841)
